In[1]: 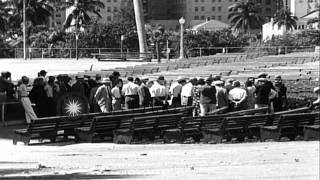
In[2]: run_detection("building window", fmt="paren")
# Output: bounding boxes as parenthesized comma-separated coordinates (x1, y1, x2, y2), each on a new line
(195, 7, 198, 11)
(113, 7, 118, 12)
(195, 16, 199, 20)
(195, 0, 198, 2)
(201, 0, 205, 2)
(107, 16, 112, 21)
(201, 6, 205, 11)
(218, 0, 221, 2)
(201, 16, 205, 20)
(218, 16, 222, 20)
(265, 0, 271, 5)
(107, 7, 111, 12)
(212, 0, 215, 2)
(212, 16, 215, 19)
(212, 6, 215, 11)
(218, 6, 221, 11)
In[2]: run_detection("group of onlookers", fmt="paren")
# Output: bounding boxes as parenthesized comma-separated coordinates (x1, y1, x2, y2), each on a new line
(1, 69, 320, 124)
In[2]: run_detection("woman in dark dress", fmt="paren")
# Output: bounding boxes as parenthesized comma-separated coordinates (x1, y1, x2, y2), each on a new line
(29, 78, 48, 117)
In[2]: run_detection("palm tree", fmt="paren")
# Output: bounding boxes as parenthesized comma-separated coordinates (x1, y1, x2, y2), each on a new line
(0, 1, 9, 34)
(8, 0, 54, 28)
(228, 1, 263, 34)
(63, 0, 105, 30)
(273, 8, 298, 32)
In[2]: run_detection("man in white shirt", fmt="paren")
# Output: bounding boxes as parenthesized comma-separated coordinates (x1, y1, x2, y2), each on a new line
(228, 81, 247, 111)
(169, 76, 186, 107)
(95, 78, 112, 112)
(122, 77, 139, 109)
(150, 76, 168, 107)
(181, 77, 197, 106)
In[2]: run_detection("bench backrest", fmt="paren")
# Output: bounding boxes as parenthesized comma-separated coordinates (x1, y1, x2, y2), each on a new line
(277, 112, 320, 128)
(224, 114, 274, 130)
(29, 117, 61, 133)
(131, 113, 183, 131)
(226, 107, 269, 116)
(180, 116, 202, 130)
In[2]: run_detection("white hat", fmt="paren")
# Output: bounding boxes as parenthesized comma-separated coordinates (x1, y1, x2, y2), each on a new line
(177, 76, 185, 81)
(100, 77, 110, 83)
(141, 76, 149, 80)
(314, 87, 320, 93)
(213, 80, 224, 85)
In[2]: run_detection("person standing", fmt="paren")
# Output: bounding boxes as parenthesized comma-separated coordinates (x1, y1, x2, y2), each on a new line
(122, 77, 139, 109)
(192, 78, 204, 116)
(245, 79, 256, 109)
(169, 76, 186, 107)
(199, 77, 216, 116)
(17, 76, 37, 124)
(254, 78, 271, 109)
(29, 78, 47, 118)
(150, 76, 169, 107)
(111, 79, 123, 111)
(228, 81, 247, 111)
(95, 78, 112, 113)
(89, 79, 101, 113)
(138, 76, 151, 107)
(273, 75, 287, 112)
(181, 77, 197, 106)
(214, 80, 229, 109)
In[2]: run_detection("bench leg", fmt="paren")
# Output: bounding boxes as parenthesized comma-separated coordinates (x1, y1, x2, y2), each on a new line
(202, 130, 223, 144)
(22, 136, 31, 145)
(260, 128, 281, 142)
(113, 130, 133, 144)
(304, 127, 320, 141)
(163, 129, 182, 143)
(12, 134, 20, 145)
(75, 131, 94, 143)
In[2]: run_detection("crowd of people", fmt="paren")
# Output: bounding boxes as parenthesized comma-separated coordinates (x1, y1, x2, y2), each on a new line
(1, 69, 320, 124)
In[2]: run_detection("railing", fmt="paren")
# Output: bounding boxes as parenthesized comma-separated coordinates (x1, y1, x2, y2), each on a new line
(0, 46, 317, 59)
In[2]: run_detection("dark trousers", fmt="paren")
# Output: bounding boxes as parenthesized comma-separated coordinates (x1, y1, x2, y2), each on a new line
(125, 95, 139, 109)
(152, 96, 166, 107)
(171, 96, 181, 108)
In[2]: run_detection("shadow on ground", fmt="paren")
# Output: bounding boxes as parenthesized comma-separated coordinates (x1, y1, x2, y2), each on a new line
(0, 172, 146, 179)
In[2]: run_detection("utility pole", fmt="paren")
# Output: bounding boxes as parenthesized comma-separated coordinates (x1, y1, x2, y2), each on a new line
(133, 0, 147, 60)
(23, 0, 27, 60)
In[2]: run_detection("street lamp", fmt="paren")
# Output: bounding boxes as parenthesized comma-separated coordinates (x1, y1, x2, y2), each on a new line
(179, 17, 185, 59)
(23, 0, 26, 60)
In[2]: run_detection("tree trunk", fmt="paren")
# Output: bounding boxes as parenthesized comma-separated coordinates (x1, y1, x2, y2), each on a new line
(133, 0, 148, 60)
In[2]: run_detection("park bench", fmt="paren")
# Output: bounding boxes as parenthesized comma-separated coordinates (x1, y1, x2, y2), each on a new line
(12, 106, 164, 145)
(260, 112, 319, 142)
(113, 113, 183, 144)
(303, 113, 320, 141)
(75, 106, 192, 143)
(91, 53, 126, 61)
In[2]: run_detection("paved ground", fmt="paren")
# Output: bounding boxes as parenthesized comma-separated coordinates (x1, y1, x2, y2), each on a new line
(0, 135, 319, 179)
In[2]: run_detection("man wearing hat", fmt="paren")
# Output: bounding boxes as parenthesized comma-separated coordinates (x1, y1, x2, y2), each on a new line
(225, 78, 235, 93)
(169, 76, 186, 107)
(199, 77, 216, 116)
(38, 70, 48, 82)
(181, 77, 197, 106)
(312, 87, 320, 107)
(228, 81, 247, 111)
(150, 76, 169, 107)
(257, 72, 268, 79)
(71, 75, 86, 97)
(122, 77, 139, 109)
(94, 77, 112, 112)
(273, 75, 287, 112)
(138, 76, 151, 107)
(214, 80, 228, 109)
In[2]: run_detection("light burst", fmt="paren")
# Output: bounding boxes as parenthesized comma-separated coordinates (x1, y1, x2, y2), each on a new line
(65, 99, 81, 117)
